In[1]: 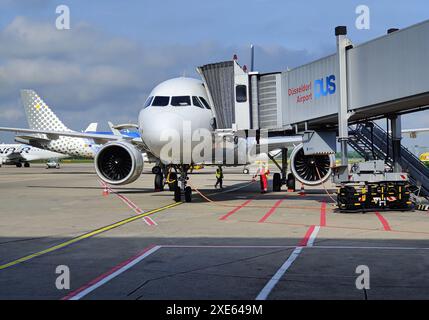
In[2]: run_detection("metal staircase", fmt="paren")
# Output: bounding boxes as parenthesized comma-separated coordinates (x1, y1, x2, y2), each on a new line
(349, 122, 429, 197)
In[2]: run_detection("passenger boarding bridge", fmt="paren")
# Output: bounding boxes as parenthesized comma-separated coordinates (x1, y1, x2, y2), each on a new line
(197, 19, 429, 201)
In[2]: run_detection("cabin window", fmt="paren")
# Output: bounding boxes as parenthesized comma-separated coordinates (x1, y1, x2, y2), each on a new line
(171, 96, 191, 107)
(143, 96, 154, 108)
(199, 97, 211, 109)
(235, 85, 247, 103)
(192, 96, 204, 108)
(152, 96, 170, 106)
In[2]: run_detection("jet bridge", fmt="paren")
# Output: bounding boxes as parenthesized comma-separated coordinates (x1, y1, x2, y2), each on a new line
(198, 20, 429, 133)
(197, 19, 429, 209)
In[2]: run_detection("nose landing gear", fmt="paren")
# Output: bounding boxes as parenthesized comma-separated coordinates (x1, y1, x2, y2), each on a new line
(173, 165, 192, 203)
(152, 164, 192, 203)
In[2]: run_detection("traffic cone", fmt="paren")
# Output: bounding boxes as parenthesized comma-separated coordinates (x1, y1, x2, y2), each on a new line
(299, 184, 306, 197)
(102, 185, 109, 196)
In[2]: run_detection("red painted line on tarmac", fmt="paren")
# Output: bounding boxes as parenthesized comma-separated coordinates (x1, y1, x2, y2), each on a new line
(102, 182, 157, 227)
(375, 212, 392, 231)
(258, 199, 284, 223)
(320, 202, 327, 227)
(219, 199, 253, 221)
(62, 245, 158, 300)
(144, 216, 157, 226)
(298, 225, 316, 247)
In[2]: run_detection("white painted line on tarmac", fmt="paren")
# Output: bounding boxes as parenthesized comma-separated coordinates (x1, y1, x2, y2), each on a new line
(62, 245, 161, 300)
(256, 247, 303, 301)
(256, 225, 320, 300)
(306, 226, 320, 247)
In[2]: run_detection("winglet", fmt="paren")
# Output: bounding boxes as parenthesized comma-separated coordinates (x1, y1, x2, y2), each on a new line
(108, 121, 122, 136)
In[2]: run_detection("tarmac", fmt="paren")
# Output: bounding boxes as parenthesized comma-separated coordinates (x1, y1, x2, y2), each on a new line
(1, 163, 429, 300)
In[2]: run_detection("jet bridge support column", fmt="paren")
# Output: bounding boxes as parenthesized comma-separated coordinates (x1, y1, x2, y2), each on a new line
(390, 115, 402, 172)
(336, 26, 351, 168)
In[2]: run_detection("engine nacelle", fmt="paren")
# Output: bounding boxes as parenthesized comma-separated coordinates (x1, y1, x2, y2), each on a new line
(95, 141, 144, 185)
(290, 144, 335, 186)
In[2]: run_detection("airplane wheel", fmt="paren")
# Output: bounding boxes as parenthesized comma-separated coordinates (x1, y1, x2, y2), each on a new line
(287, 173, 296, 192)
(273, 173, 282, 192)
(154, 173, 164, 191)
(24, 162, 30, 168)
(152, 166, 161, 175)
(174, 187, 181, 202)
(16, 163, 22, 168)
(184, 186, 192, 203)
(168, 172, 178, 191)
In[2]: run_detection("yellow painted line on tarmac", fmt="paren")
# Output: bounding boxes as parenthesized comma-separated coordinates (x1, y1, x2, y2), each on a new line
(0, 202, 182, 271)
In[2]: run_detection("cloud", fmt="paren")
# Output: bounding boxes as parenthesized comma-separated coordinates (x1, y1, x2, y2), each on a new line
(3, 15, 427, 148)
(0, 16, 326, 135)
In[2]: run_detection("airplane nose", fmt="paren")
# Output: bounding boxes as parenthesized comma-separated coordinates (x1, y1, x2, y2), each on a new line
(139, 109, 185, 162)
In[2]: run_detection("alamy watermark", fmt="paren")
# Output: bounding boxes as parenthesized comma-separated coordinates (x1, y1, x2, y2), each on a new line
(355, 5, 370, 30)
(56, 5, 70, 30)
(55, 265, 70, 290)
(355, 265, 370, 290)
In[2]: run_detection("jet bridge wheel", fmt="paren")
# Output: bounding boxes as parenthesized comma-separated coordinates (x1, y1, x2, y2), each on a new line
(184, 186, 192, 203)
(273, 173, 282, 192)
(154, 173, 164, 191)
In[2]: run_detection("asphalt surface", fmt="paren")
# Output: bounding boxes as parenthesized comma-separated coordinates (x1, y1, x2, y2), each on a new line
(1, 163, 429, 300)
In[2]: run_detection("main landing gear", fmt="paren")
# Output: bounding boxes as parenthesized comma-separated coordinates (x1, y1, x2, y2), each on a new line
(268, 148, 295, 192)
(15, 162, 30, 168)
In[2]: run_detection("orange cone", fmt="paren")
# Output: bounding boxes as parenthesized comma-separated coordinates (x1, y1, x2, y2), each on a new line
(102, 185, 109, 196)
(299, 184, 306, 197)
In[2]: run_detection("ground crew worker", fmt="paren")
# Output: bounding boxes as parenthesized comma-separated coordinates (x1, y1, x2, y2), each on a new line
(215, 167, 224, 189)
(254, 163, 270, 193)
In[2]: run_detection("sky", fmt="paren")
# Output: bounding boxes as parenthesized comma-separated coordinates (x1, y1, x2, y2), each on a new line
(0, 0, 428, 150)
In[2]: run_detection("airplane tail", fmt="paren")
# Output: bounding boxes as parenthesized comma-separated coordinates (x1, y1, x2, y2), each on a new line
(21, 90, 72, 132)
(84, 123, 98, 133)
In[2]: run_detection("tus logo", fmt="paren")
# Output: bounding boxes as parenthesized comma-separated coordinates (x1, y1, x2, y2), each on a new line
(314, 75, 336, 99)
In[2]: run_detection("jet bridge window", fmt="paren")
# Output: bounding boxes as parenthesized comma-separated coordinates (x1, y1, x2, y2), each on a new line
(192, 96, 204, 108)
(235, 85, 247, 103)
(171, 96, 191, 107)
(152, 96, 170, 107)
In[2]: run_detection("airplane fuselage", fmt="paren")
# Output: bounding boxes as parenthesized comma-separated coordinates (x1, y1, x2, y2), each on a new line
(0, 144, 67, 165)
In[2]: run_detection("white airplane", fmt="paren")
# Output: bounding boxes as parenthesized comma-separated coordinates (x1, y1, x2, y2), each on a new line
(13, 90, 143, 160)
(0, 77, 328, 202)
(0, 143, 68, 168)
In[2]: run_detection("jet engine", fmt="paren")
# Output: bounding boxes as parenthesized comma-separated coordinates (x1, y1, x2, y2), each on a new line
(290, 144, 335, 186)
(95, 141, 143, 185)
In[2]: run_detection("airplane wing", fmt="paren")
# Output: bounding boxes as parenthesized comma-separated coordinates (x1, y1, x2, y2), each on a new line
(0, 127, 148, 151)
(0, 127, 126, 142)
(3, 152, 24, 161)
(14, 135, 51, 145)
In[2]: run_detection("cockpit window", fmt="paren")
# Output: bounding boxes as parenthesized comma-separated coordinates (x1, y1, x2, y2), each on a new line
(152, 96, 170, 107)
(199, 97, 211, 109)
(192, 96, 204, 108)
(143, 96, 154, 108)
(171, 96, 191, 107)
